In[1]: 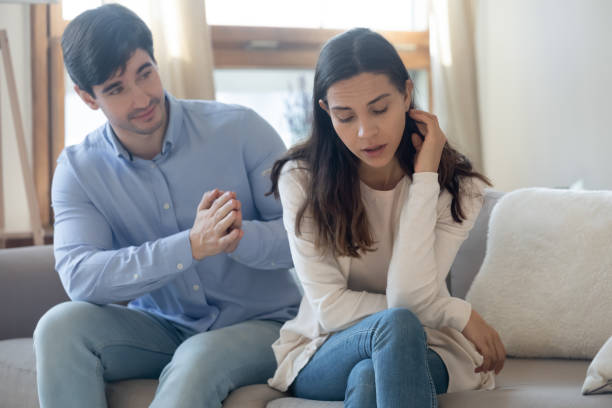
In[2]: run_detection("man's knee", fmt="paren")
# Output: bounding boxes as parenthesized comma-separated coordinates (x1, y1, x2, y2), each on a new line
(167, 321, 279, 382)
(34, 301, 102, 352)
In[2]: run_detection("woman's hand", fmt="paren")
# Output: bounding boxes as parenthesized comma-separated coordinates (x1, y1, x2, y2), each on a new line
(462, 309, 506, 374)
(409, 110, 447, 173)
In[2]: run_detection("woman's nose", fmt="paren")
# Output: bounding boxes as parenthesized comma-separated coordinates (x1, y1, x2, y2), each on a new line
(357, 118, 377, 138)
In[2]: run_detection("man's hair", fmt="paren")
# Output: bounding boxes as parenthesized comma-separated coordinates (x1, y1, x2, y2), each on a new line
(61, 4, 155, 96)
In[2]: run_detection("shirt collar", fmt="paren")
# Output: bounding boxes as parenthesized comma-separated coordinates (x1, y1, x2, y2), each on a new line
(105, 91, 184, 160)
(160, 91, 183, 155)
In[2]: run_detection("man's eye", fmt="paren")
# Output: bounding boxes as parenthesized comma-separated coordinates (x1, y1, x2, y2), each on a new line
(110, 87, 123, 95)
(141, 70, 152, 79)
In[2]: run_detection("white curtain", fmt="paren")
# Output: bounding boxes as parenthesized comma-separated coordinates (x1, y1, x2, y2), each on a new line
(105, 0, 216, 100)
(429, 0, 483, 171)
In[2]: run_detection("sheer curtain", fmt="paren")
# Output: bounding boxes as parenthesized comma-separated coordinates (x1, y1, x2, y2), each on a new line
(429, 0, 483, 171)
(105, 0, 216, 100)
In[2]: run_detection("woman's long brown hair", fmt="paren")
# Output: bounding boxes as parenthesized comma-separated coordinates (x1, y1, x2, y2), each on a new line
(269, 28, 490, 258)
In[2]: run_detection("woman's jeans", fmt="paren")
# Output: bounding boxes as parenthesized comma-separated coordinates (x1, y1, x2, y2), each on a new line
(292, 308, 449, 408)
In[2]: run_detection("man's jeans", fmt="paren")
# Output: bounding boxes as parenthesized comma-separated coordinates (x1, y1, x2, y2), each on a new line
(292, 308, 449, 408)
(33, 301, 281, 408)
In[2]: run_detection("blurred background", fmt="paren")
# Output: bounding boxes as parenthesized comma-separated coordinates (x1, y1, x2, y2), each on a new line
(0, 0, 611, 240)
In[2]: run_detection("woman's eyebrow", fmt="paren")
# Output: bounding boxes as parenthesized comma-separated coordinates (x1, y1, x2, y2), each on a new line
(367, 93, 390, 105)
(330, 93, 391, 111)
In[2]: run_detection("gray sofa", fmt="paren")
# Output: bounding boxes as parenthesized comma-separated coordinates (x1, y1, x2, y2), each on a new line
(1, 190, 610, 408)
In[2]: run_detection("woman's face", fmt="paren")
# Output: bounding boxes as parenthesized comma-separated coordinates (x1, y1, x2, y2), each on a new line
(320, 72, 412, 181)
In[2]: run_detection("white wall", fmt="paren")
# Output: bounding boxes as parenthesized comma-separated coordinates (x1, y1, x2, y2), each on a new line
(477, 0, 612, 191)
(0, 4, 32, 232)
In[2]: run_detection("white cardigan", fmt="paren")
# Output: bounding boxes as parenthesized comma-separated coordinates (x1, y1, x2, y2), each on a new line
(268, 161, 495, 393)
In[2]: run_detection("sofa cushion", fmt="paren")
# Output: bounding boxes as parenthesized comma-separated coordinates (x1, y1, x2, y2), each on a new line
(438, 358, 611, 408)
(3, 337, 611, 407)
(0, 338, 39, 408)
(466, 188, 612, 359)
(105, 379, 157, 407)
(267, 398, 342, 407)
(266, 359, 610, 408)
(583, 336, 612, 395)
(223, 384, 288, 407)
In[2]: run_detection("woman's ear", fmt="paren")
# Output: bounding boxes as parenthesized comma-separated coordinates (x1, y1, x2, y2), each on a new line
(404, 79, 414, 111)
(318, 99, 330, 115)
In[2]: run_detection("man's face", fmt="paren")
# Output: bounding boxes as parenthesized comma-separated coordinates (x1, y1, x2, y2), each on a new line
(76, 49, 166, 140)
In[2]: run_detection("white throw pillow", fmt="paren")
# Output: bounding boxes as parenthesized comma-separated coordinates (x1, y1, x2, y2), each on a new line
(583, 336, 612, 395)
(465, 188, 612, 359)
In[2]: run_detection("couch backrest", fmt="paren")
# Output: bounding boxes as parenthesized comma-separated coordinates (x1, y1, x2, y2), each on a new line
(0, 191, 503, 339)
(0, 245, 67, 340)
(449, 189, 504, 299)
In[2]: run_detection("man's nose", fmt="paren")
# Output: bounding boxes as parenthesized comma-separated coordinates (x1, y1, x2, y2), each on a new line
(132, 85, 149, 108)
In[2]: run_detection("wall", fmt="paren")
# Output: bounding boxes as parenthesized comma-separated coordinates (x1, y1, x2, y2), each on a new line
(0, 4, 32, 232)
(477, 0, 612, 191)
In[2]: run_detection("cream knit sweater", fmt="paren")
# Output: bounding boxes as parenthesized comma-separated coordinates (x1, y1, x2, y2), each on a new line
(268, 161, 495, 393)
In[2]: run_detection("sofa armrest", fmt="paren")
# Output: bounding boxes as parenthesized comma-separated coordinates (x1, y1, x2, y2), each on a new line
(0, 245, 69, 340)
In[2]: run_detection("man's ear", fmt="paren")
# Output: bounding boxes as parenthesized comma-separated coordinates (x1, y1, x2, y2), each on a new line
(404, 79, 414, 111)
(318, 99, 330, 115)
(74, 85, 100, 110)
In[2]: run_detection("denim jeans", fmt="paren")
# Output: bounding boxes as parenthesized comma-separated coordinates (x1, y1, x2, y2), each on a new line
(292, 308, 449, 408)
(33, 301, 282, 408)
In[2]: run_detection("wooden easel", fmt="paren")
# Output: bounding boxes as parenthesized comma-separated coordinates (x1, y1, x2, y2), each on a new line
(0, 29, 44, 246)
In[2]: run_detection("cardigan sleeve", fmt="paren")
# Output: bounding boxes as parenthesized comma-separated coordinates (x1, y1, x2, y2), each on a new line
(278, 163, 388, 333)
(386, 173, 485, 332)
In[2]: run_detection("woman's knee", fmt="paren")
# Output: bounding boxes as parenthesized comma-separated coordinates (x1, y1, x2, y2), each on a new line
(381, 308, 423, 331)
(347, 359, 375, 386)
(346, 359, 376, 405)
(374, 308, 426, 347)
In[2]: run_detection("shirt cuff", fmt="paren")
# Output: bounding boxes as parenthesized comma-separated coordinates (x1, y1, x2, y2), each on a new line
(227, 220, 257, 264)
(450, 297, 473, 332)
(412, 172, 439, 184)
(162, 229, 194, 272)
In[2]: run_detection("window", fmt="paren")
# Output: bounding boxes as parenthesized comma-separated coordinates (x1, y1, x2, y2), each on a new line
(206, 0, 430, 146)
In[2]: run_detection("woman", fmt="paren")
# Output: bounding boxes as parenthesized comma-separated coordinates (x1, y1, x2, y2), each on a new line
(267, 28, 505, 407)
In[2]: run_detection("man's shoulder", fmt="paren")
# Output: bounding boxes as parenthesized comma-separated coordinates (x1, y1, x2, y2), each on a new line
(179, 99, 256, 122)
(59, 124, 114, 167)
(175, 99, 280, 149)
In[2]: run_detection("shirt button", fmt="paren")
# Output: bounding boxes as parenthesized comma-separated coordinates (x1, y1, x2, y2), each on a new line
(193, 284, 200, 291)
(133, 273, 139, 279)
(163, 203, 170, 210)
(150, 163, 156, 169)
(177, 263, 184, 270)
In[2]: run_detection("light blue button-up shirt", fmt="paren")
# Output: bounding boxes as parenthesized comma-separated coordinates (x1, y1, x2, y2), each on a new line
(52, 93, 301, 332)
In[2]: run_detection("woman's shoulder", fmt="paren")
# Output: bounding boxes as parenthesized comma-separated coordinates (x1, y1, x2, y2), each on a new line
(437, 176, 487, 217)
(277, 159, 312, 197)
(279, 159, 310, 184)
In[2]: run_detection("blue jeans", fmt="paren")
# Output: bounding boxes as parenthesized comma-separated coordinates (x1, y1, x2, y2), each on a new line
(292, 308, 449, 408)
(33, 301, 282, 408)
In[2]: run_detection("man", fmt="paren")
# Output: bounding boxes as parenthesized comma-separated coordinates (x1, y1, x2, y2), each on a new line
(33, 4, 301, 407)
